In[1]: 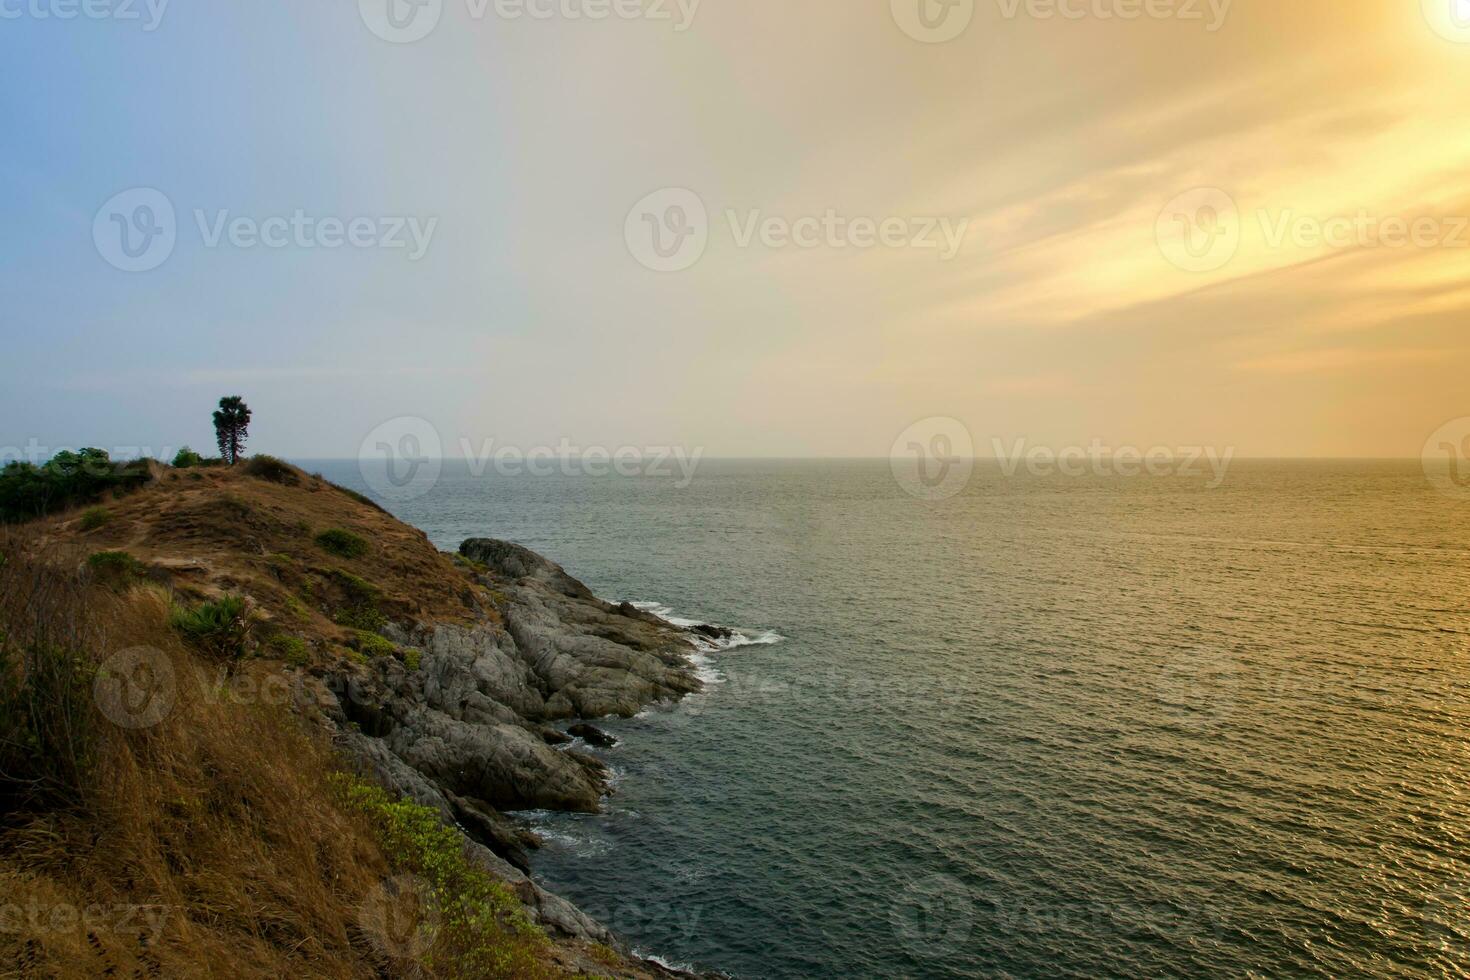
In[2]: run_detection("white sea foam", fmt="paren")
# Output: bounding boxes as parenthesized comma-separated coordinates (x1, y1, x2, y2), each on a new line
(627, 600, 786, 653)
(633, 951, 699, 974)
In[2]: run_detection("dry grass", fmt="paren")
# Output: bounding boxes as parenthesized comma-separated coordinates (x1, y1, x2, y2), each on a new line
(0, 531, 398, 978)
(0, 474, 667, 980)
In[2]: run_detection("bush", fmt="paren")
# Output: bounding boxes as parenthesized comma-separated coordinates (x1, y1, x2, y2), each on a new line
(79, 506, 110, 532)
(86, 551, 144, 589)
(0, 557, 102, 814)
(0, 639, 98, 814)
(332, 776, 551, 979)
(353, 630, 398, 659)
(0, 449, 151, 524)
(244, 455, 300, 486)
(169, 596, 252, 661)
(316, 528, 369, 560)
(284, 595, 312, 623)
(172, 446, 203, 469)
(330, 568, 385, 632)
(268, 634, 309, 667)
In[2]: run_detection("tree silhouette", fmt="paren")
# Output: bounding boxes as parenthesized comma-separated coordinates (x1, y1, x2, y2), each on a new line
(213, 396, 252, 465)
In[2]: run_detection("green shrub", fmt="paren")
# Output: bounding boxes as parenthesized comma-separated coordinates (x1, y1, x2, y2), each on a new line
(269, 634, 310, 667)
(316, 528, 368, 560)
(328, 569, 386, 631)
(86, 551, 144, 588)
(0, 449, 151, 524)
(332, 776, 550, 979)
(284, 595, 312, 623)
(353, 630, 398, 659)
(172, 446, 203, 469)
(169, 596, 252, 661)
(402, 649, 422, 671)
(78, 507, 110, 532)
(243, 455, 300, 486)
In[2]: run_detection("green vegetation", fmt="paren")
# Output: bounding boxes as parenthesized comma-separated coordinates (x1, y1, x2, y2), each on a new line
(244, 454, 300, 486)
(213, 395, 252, 465)
(172, 446, 203, 468)
(284, 594, 312, 623)
(79, 506, 111, 532)
(332, 776, 550, 979)
(86, 550, 144, 589)
(269, 633, 310, 667)
(0, 449, 152, 524)
(316, 528, 369, 560)
(169, 595, 252, 661)
(218, 494, 252, 519)
(402, 648, 422, 671)
(328, 569, 385, 631)
(353, 630, 398, 660)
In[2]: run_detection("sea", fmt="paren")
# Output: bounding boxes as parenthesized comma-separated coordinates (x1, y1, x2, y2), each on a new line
(306, 458, 1470, 979)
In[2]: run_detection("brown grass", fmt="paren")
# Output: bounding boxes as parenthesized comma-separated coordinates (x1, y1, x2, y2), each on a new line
(0, 531, 397, 978)
(0, 475, 667, 980)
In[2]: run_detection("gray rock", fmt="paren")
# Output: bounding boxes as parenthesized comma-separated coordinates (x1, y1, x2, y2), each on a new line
(568, 723, 618, 748)
(323, 539, 710, 965)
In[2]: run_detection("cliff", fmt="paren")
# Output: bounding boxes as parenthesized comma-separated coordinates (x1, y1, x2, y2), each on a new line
(0, 457, 717, 978)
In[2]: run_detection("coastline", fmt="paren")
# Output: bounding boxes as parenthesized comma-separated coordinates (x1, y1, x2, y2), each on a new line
(315, 536, 738, 977)
(7, 460, 738, 978)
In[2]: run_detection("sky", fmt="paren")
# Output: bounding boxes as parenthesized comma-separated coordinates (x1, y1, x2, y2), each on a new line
(2, 0, 1468, 460)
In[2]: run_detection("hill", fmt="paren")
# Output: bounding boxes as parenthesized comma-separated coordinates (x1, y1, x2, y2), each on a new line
(0, 457, 711, 979)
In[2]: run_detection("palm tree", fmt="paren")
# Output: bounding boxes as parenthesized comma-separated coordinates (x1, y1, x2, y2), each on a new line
(213, 396, 252, 465)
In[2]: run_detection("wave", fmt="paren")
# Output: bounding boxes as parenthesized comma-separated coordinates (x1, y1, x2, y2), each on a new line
(627, 600, 785, 652)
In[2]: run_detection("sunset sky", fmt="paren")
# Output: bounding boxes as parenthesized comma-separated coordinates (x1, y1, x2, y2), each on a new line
(2, 0, 1467, 458)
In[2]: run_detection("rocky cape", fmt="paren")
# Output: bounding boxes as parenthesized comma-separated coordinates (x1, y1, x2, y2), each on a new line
(302, 537, 710, 967)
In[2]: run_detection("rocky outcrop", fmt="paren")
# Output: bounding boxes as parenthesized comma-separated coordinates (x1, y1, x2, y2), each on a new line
(306, 537, 707, 956)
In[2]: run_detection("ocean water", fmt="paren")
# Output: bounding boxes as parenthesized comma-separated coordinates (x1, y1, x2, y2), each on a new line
(309, 459, 1470, 979)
